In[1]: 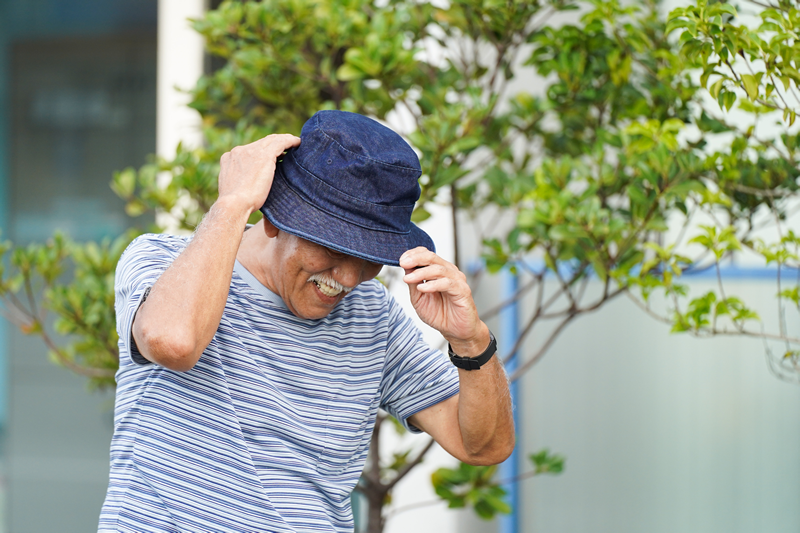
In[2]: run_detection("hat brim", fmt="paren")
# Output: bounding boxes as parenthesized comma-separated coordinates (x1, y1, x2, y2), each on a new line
(260, 163, 435, 267)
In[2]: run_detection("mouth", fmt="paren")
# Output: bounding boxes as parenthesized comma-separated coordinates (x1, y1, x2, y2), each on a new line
(311, 279, 342, 297)
(308, 274, 352, 299)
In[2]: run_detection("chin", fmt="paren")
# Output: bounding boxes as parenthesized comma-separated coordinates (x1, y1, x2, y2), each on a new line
(291, 304, 336, 321)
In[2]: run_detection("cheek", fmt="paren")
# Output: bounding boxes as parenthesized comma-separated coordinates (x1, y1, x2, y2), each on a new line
(303, 251, 337, 273)
(365, 264, 383, 280)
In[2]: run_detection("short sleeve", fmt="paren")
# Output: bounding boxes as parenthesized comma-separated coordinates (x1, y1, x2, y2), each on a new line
(115, 234, 186, 366)
(379, 293, 459, 433)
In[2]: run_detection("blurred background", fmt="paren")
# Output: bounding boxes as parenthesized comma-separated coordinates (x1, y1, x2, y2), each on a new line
(0, 0, 799, 532)
(0, 1, 157, 531)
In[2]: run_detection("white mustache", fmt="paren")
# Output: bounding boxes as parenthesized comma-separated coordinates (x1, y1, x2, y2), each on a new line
(307, 273, 353, 294)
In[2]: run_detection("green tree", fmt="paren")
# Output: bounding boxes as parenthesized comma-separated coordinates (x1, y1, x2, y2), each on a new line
(3, 0, 800, 530)
(667, 0, 800, 379)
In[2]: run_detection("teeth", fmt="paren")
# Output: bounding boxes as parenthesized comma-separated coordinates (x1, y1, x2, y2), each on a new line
(313, 280, 342, 297)
(309, 274, 352, 298)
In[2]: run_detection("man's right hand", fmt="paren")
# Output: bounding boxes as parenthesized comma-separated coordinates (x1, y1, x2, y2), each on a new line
(218, 133, 301, 213)
(132, 133, 299, 371)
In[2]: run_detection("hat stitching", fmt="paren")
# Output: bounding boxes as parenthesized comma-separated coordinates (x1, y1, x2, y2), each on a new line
(288, 150, 415, 211)
(277, 166, 413, 235)
(314, 113, 421, 173)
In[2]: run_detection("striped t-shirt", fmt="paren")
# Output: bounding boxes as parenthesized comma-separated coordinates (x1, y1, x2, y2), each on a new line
(99, 233, 459, 532)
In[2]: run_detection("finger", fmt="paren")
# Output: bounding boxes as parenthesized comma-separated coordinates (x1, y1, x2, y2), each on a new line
(403, 263, 448, 285)
(272, 133, 302, 151)
(399, 247, 452, 271)
(256, 133, 301, 155)
(408, 276, 459, 295)
(404, 266, 470, 296)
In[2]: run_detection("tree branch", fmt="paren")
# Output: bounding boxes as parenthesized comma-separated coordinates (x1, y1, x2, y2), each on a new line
(384, 437, 436, 492)
(39, 330, 116, 379)
(480, 274, 540, 320)
(626, 292, 673, 325)
(509, 285, 627, 382)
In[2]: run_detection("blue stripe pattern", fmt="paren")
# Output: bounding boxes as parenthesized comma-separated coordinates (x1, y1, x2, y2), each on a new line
(99, 234, 459, 532)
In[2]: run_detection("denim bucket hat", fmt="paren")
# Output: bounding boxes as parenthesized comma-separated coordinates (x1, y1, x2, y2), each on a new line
(260, 110, 434, 266)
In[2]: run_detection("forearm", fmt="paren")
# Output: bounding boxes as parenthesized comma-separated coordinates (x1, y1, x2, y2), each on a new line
(134, 197, 251, 370)
(411, 325, 515, 466)
(451, 329, 515, 463)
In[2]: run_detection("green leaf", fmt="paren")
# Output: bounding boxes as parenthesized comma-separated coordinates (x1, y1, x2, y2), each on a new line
(111, 168, 137, 200)
(716, 3, 737, 17)
(708, 78, 724, 100)
(741, 74, 759, 100)
(124, 199, 148, 218)
(432, 462, 510, 519)
(721, 90, 737, 111)
(411, 207, 431, 223)
(529, 449, 566, 475)
(336, 64, 363, 82)
(665, 18, 691, 36)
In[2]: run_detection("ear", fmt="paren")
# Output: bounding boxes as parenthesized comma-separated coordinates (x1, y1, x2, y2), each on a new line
(262, 217, 280, 238)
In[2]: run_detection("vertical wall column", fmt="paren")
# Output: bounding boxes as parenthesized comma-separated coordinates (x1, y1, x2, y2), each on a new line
(498, 270, 520, 533)
(156, 0, 206, 232)
(0, 5, 10, 431)
(157, 0, 205, 160)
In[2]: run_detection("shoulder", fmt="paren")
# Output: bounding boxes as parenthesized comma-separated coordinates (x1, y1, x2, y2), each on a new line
(119, 233, 189, 264)
(115, 234, 190, 289)
(323, 279, 394, 322)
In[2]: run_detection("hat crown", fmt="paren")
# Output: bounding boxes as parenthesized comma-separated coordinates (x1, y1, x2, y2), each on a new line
(291, 110, 422, 208)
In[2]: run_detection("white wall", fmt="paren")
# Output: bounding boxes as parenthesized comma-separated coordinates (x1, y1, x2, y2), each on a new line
(508, 278, 800, 533)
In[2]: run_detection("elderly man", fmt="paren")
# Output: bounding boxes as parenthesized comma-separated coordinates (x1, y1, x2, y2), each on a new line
(99, 110, 514, 532)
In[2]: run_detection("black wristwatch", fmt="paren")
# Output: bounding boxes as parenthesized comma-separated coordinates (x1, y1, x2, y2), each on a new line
(448, 331, 497, 370)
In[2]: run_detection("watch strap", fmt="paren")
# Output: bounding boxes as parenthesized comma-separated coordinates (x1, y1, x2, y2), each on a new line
(448, 331, 497, 370)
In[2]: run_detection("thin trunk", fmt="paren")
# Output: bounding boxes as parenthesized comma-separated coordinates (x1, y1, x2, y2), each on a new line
(450, 183, 460, 269)
(365, 417, 386, 533)
(366, 487, 385, 533)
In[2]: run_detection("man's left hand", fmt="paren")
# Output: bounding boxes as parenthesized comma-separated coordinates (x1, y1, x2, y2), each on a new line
(399, 247, 489, 355)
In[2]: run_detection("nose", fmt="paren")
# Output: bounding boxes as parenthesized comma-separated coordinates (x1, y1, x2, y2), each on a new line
(331, 256, 379, 288)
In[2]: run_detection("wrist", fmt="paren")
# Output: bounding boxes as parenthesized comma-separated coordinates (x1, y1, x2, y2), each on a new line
(446, 323, 491, 358)
(212, 195, 255, 223)
(448, 327, 496, 371)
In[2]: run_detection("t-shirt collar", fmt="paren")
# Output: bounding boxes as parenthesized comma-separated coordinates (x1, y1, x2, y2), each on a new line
(233, 259, 287, 309)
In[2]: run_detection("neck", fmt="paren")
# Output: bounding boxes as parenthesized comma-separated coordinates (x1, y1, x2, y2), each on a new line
(236, 220, 278, 293)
